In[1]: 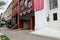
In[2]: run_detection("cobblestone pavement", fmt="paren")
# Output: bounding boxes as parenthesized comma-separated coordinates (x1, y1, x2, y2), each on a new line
(0, 27, 60, 40)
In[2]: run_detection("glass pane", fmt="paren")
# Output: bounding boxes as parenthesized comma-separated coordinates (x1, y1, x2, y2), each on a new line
(50, 0, 58, 9)
(28, 0, 32, 9)
(28, 1, 32, 8)
(53, 13, 57, 20)
(24, 0, 27, 8)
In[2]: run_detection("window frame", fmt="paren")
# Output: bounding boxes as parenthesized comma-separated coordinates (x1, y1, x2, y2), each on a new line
(47, 14, 50, 22)
(49, 0, 58, 10)
(27, 0, 32, 9)
(53, 13, 58, 21)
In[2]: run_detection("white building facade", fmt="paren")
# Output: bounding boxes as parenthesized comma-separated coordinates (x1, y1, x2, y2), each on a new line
(32, 0, 60, 39)
(35, 0, 60, 30)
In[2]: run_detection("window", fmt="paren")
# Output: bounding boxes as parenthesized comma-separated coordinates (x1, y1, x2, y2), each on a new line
(47, 14, 50, 22)
(20, 6, 24, 12)
(50, 0, 58, 9)
(20, 0, 26, 12)
(53, 13, 57, 20)
(24, 0, 27, 9)
(28, 0, 32, 9)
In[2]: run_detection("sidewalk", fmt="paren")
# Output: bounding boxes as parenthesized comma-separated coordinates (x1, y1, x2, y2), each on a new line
(0, 27, 60, 40)
(0, 28, 4, 35)
(31, 28, 60, 39)
(0, 28, 9, 40)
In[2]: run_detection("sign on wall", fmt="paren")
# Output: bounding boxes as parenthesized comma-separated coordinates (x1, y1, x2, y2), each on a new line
(33, 0, 44, 11)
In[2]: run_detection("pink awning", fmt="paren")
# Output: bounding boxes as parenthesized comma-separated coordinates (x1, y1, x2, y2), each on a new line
(33, 0, 44, 11)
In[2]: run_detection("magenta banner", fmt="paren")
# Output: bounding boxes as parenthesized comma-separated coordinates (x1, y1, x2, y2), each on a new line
(34, 0, 44, 11)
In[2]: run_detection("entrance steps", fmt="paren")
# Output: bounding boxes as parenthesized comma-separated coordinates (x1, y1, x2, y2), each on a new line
(18, 28, 30, 30)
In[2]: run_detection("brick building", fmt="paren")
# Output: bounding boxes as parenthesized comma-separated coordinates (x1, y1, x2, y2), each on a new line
(12, 0, 18, 29)
(6, 0, 60, 39)
(4, 2, 12, 24)
(19, 0, 35, 30)
(12, 0, 35, 30)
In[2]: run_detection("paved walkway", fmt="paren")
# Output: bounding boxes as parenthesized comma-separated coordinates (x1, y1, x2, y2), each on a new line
(31, 28, 60, 39)
(0, 27, 60, 40)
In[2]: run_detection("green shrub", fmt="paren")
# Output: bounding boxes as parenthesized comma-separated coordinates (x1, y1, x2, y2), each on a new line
(0, 35, 10, 40)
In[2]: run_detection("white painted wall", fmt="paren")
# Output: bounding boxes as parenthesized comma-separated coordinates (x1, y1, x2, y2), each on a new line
(31, 0, 60, 39)
(35, 0, 49, 30)
(35, 0, 60, 30)
(35, 10, 47, 30)
(47, 0, 60, 29)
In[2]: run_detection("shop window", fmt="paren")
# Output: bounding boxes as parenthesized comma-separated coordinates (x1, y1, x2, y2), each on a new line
(53, 13, 57, 20)
(50, 0, 58, 9)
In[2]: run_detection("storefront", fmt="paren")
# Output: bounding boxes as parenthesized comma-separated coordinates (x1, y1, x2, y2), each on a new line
(20, 12, 35, 30)
(18, 0, 35, 30)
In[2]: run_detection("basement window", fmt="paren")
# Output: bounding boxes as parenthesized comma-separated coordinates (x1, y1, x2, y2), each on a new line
(47, 14, 50, 22)
(53, 13, 57, 21)
(47, 17, 49, 22)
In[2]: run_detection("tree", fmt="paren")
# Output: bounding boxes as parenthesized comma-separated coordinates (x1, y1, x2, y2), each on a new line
(0, 1, 5, 6)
